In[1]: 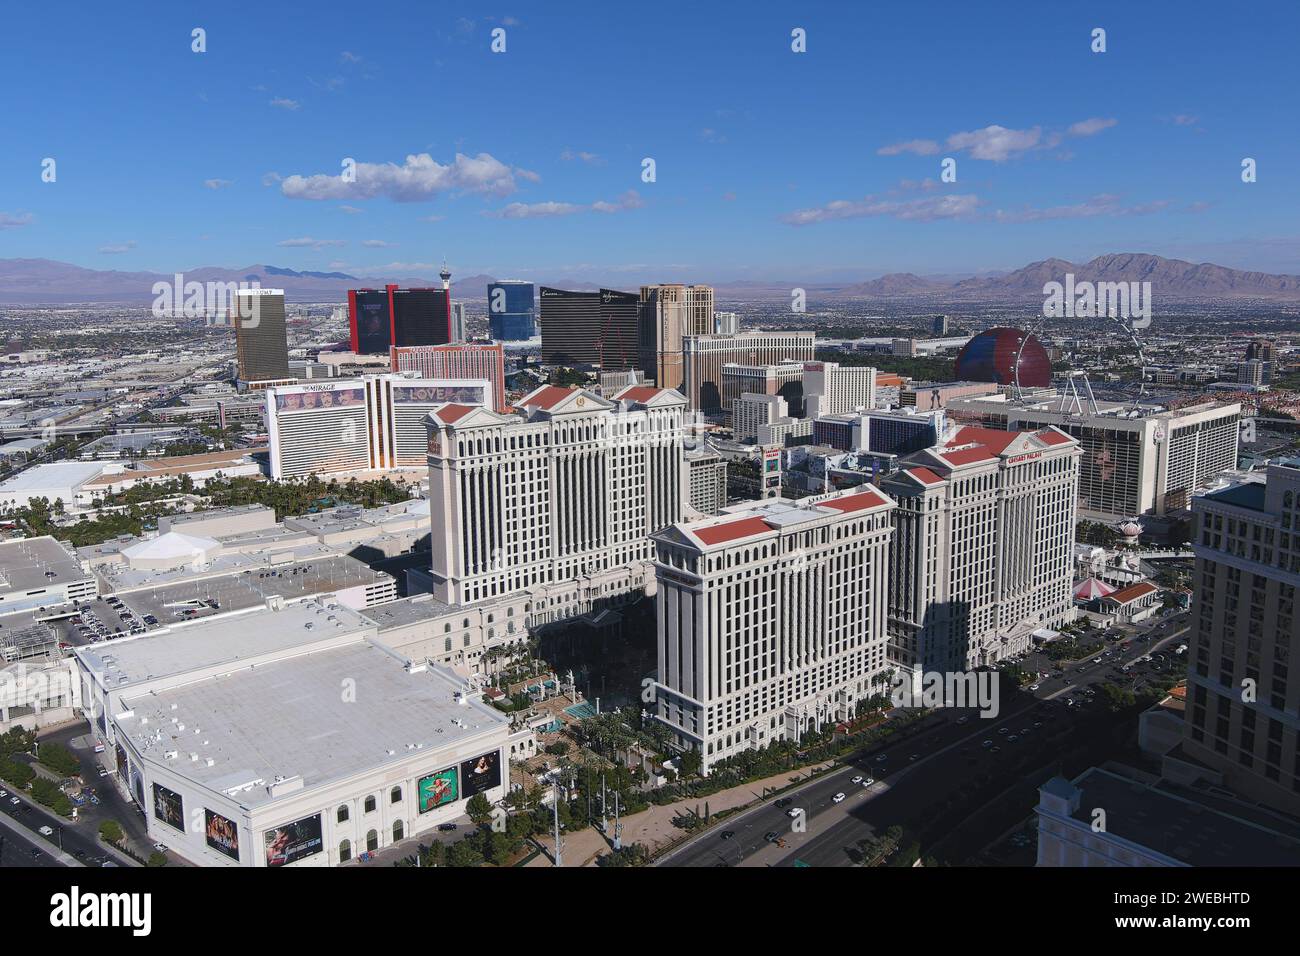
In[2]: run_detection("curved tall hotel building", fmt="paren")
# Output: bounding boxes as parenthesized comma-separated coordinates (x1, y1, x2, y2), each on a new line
(267, 373, 493, 479)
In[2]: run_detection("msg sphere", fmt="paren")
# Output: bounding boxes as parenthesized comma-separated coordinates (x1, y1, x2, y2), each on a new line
(954, 327, 1052, 388)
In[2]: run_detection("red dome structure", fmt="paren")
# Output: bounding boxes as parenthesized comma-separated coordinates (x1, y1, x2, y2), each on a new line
(954, 327, 1052, 388)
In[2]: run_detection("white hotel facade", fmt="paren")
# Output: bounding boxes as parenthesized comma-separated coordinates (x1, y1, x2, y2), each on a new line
(881, 425, 1081, 687)
(650, 487, 896, 772)
(425, 384, 688, 617)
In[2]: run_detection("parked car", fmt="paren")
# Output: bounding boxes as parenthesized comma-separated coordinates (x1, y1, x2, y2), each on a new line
(39, 825, 54, 836)
(832, 792, 846, 803)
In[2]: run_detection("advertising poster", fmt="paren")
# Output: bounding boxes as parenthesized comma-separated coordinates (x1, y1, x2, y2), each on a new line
(274, 386, 365, 414)
(205, 809, 241, 862)
(152, 783, 184, 831)
(263, 814, 323, 868)
(459, 751, 502, 798)
(417, 767, 459, 813)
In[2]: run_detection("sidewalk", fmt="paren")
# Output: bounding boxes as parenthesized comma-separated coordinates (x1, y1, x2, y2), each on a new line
(525, 761, 838, 867)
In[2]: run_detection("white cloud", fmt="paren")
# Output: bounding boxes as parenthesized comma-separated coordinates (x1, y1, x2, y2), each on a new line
(0, 212, 34, 230)
(490, 201, 584, 219)
(560, 148, 603, 165)
(487, 189, 644, 219)
(700, 128, 727, 143)
(204, 178, 233, 190)
(361, 239, 396, 248)
(340, 51, 362, 63)
(785, 193, 981, 225)
(338, 205, 363, 214)
(277, 237, 346, 249)
(281, 152, 528, 202)
(1173, 113, 1199, 126)
(1067, 117, 1118, 137)
(262, 172, 282, 186)
(269, 97, 301, 111)
(98, 241, 137, 254)
(993, 194, 1171, 223)
(945, 125, 1041, 161)
(877, 139, 941, 157)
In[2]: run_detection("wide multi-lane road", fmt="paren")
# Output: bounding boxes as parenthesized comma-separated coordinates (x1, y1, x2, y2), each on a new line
(659, 612, 1189, 868)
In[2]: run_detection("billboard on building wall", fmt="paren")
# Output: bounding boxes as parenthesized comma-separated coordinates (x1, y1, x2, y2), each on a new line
(392, 383, 486, 405)
(152, 783, 184, 831)
(263, 813, 324, 868)
(417, 767, 459, 813)
(205, 809, 241, 862)
(459, 751, 501, 797)
(273, 384, 365, 413)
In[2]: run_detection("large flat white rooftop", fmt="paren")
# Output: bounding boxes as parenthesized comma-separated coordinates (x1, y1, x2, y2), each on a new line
(118, 642, 506, 808)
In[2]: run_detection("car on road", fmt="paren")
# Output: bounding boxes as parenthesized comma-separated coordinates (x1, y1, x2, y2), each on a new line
(851, 775, 863, 784)
(982, 739, 993, 748)
(832, 792, 846, 803)
(990, 746, 1001, 754)
(873, 754, 888, 764)
(909, 753, 920, 762)
(0, 790, 6, 798)
(764, 831, 780, 843)
(1007, 735, 1019, 743)
(39, 825, 54, 836)
(956, 716, 969, 725)
(1029, 683, 1040, 691)
(998, 727, 1009, 735)
(8, 797, 18, 806)
(720, 830, 735, 840)
(30, 849, 41, 860)
(786, 808, 804, 818)
(152, 843, 168, 852)
(862, 776, 874, 786)
(97, 768, 109, 777)
(775, 798, 792, 808)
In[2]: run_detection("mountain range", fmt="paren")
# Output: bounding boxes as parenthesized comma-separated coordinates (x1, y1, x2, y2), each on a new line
(2, 253, 1299, 305)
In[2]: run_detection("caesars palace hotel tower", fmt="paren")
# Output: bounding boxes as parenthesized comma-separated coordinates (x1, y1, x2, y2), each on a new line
(425, 384, 688, 611)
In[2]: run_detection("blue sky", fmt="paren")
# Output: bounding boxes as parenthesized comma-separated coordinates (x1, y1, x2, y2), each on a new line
(2, 0, 1298, 282)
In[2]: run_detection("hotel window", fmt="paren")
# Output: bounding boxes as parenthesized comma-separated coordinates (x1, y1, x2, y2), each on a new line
(365, 795, 377, 814)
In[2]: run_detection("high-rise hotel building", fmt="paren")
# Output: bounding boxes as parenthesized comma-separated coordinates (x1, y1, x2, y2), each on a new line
(347, 280, 454, 355)
(425, 384, 688, 608)
(390, 342, 506, 412)
(233, 289, 291, 388)
(487, 280, 536, 341)
(650, 487, 896, 771)
(538, 288, 639, 369)
(638, 284, 715, 391)
(682, 331, 816, 416)
(880, 425, 1080, 685)
(267, 374, 491, 478)
(946, 394, 1240, 519)
(1184, 462, 1300, 816)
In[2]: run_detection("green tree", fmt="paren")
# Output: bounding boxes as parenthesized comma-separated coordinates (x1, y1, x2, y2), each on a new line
(466, 792, 493, 827)
(99, 820, 124, 844)
(147, 851, 168, 867)
(37, 741, 81, 777)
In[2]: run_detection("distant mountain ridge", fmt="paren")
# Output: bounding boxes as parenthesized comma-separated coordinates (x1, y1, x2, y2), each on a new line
(2, 253, 1299, 305)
